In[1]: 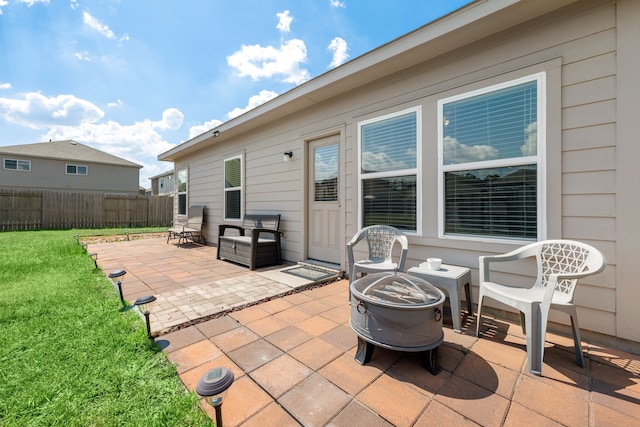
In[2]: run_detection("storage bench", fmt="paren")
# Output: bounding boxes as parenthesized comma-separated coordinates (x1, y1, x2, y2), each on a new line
(217, 214, 282, 270)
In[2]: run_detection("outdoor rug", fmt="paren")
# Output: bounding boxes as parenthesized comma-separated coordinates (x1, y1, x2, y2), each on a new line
(281, 266, 338, 282)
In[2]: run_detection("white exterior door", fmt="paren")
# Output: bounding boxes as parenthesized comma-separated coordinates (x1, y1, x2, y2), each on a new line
(308, 136, 341, 264)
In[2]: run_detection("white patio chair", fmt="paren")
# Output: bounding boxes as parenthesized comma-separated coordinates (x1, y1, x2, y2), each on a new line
(476, 239, 606, 375)
(347, 225, 409, 283)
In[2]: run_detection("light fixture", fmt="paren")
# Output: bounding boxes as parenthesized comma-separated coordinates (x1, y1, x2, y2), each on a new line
(283, 151, 293, 162)
(196, 367, 235, 427)
(134, 295, 157, 338)
(212, 130, 220, 137)
(108, 269, 127, 306)
(89, 252, 98, 269)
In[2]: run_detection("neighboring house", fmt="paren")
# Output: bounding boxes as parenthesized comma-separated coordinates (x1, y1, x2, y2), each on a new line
(0, 140, 142, 195)
(159, 0, 639, 351)
(149, 169, 174, 196)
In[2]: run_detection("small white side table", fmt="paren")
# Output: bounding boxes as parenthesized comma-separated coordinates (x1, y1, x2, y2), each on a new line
(408, 263, 473, 333)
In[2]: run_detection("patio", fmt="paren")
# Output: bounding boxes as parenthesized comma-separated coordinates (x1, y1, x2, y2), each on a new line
(89, 237, 640, 426)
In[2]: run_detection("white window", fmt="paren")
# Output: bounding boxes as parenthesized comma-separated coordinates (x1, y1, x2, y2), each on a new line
(4, 159, 31, 171)
(437, 73, 545, 242)
(358, 107, 421, 233)
(224, 155, 243, 220)
(66, 164, 88, 175)
(177, 169, 188, 215)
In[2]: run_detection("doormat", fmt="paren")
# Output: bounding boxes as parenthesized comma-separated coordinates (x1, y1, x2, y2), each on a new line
(282, 266, 337, 282)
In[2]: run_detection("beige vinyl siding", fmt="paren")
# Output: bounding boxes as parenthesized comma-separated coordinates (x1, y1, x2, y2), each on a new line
(166, 0, 640, 346)
(0, 157, 139, 194)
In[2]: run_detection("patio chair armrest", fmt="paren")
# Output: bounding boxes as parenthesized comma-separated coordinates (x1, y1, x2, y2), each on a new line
(219, 224, 244, 236)
(479, 253, 521, 282)
(250, 228, 282, 241)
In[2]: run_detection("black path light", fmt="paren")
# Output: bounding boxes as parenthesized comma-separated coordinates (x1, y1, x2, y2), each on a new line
(89, 252, 98, 269)
(196, 367, 235, 427)
(134, 295, 156, 338)
(108, 269, 127, 306)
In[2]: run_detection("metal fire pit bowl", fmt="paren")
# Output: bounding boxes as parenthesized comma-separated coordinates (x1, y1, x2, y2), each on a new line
(349, 272, 445, 374)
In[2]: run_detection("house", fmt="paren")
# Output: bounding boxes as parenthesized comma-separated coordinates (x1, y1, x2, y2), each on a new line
(0, 140, 142, 195)
(159, 0, 639, 352)
(148, 169, 174, 196)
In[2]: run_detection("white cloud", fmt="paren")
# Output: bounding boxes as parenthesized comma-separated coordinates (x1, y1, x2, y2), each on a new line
(0, 82, 12, 90)
(74, 51, 94, 61)
(328, 37, 349, 68)
(443, 136, 499, 163)
(330, 0, 346, 8)
(43, 108, 181, 161)
(70, 0, 79, 10)
(276, 10, 293, 33)
(227, 90, 278, 119)
(83, 11, 115, 39)
(227, 39, 309, 84)
(83, 11, 129, 42)
(0, 92, 104, 128)
(0, 0, 8, 15)
(188, 118, 223, 139)
(107, 99, 123, 108)
(18, 0, 49, 6)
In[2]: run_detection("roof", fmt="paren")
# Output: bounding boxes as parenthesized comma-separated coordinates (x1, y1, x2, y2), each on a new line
(148, 169, 174, 180)
(158, 0, 578, 162)
(0, 140, 142, 168)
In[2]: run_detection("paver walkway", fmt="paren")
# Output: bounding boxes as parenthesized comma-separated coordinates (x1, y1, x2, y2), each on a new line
(89, 237, 640, 427)
(89, 237, 322, 333)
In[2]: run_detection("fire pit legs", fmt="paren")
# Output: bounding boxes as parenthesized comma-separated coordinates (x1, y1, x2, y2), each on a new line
(354, 337, 441, 375)
(355, 337, 375, 365)
(419, 348, 441, 375)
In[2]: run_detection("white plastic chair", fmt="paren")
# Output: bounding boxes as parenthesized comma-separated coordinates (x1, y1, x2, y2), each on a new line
(476, 240, 606, 375)
(347, 225, 409, 283)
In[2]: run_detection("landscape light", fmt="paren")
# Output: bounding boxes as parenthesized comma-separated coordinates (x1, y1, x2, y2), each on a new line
(134, 295, 157, 338)
(108, 269, 127, 306)
(196, 367, 235, 427)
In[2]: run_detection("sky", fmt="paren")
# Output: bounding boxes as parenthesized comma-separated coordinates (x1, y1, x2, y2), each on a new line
(0, 0, 472, 188)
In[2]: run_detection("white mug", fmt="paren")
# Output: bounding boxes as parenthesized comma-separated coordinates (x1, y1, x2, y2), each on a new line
(427, 258, 442, 270)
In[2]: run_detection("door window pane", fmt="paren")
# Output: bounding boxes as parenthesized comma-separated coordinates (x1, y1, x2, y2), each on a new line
(314, 144, 338, 202)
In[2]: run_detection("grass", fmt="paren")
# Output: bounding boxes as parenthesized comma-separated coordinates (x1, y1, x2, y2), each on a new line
(0, 229, 213, 427)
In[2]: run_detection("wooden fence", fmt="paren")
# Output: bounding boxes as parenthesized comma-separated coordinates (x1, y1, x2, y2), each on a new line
(0, 190, 173, 231)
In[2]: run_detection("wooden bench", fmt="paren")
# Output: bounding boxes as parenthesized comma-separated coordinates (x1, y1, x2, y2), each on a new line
(217, 214, 282, 270)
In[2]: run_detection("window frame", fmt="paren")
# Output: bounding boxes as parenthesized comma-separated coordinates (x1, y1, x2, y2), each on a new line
(223, 154, 244, 221)
(65, 164, 88, 175)
(436, 72, 547, 243)
(177, 168, 188, 216)
(3, 158, 31, 171)
(357, 106, 422, 234)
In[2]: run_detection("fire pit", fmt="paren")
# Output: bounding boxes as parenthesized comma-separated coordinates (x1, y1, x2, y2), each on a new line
(349, 272, 445, 374)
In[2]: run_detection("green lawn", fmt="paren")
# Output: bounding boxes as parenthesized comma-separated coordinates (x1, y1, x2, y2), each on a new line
(0, 229, 212, 427)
